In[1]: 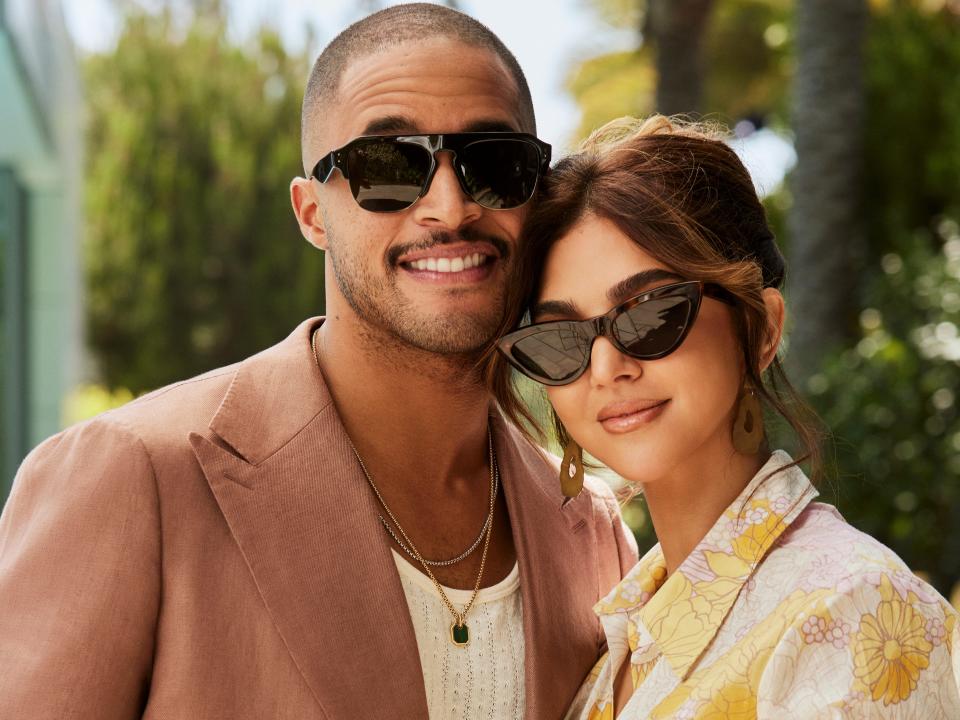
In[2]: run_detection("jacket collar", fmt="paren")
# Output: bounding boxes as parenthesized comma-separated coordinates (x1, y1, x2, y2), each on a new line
(191, 318, 603, 718)
(594, 451, 818, 681)
(206, 318, 330, 465)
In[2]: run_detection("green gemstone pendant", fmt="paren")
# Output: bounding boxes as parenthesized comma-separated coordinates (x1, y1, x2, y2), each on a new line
(450, 622, 470, 647)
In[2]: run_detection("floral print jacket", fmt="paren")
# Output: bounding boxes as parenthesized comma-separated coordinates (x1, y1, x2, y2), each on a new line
(566, 451, 960, 719)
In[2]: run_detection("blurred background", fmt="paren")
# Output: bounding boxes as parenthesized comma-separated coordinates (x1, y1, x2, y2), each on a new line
(1, 0, 958, 604)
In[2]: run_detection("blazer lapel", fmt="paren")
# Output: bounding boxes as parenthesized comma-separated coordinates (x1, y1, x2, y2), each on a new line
(190, 319, 428, 718)
(493, 414, 604, 720)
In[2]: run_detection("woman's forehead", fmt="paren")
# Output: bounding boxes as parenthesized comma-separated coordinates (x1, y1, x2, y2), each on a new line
(539, 216, 671, 303)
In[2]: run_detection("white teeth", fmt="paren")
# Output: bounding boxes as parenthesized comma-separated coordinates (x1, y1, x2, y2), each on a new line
(407, 253, 491, 272)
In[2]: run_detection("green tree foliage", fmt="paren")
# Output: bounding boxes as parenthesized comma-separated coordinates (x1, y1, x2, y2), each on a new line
(84, 7, 324, 393)
(810, 224, 960, 591)
(802, 2, 960, 593)
(566, 50, 656, 142)
(863, 1, 960, 256)
(567, 0, 792, 141)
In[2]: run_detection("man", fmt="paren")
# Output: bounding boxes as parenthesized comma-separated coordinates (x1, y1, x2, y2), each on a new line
(0, 5, 636, 718)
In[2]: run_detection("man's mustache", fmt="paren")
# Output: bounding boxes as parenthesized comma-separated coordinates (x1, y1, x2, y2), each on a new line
(386, 228, 511, 268)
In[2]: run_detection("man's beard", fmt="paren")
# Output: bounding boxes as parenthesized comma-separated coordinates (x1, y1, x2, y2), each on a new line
(327, 228, 511, 356)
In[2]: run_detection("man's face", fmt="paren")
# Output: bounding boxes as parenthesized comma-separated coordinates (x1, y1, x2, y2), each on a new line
(303, 37, 533, 356)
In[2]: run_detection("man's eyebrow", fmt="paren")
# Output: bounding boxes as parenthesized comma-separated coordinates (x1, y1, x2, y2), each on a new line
(607, 269, 684, 305)
(361, 115, 417, 135)
(462, 119, 519, 133)
(531, 299, 579, 321)
(360, 117, 520, 136)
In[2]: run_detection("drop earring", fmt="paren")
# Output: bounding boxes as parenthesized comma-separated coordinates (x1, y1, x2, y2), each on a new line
(732, 387, 764, 455)
(560, 438, 584, 498)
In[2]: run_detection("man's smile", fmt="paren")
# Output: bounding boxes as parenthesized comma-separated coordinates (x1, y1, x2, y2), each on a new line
(394, 239, 503, 284)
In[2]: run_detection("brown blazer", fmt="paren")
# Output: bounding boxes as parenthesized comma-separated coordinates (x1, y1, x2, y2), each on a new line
(0, 319, 638, 720)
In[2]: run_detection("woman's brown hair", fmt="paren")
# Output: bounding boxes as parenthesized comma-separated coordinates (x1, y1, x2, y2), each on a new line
(486, 115, 823, 481)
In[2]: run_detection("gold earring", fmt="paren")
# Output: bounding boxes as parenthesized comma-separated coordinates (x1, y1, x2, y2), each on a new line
(732, 388, 764, 455)
(560, 438, 584, 498)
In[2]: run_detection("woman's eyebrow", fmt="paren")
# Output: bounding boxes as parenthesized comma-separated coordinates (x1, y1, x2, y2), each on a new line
(607, 269, 684, 305)
(531, 298, 579, 321)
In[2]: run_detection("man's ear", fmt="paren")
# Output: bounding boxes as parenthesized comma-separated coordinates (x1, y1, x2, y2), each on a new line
(290, 177, 328, 251)
(759, 287, 786, 371)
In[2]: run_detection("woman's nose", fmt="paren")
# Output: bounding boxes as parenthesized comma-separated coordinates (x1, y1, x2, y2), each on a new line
(588, 336, 642, 387)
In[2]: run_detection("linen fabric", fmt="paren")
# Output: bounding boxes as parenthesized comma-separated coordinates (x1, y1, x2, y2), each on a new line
(392, 550, 525, 718)
(0, 318, 638, 720)
(567, 451, 960, 719)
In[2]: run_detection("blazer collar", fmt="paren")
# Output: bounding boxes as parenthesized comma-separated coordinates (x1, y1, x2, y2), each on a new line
(206, 318, 329, 465)
(594, 451, 818, 681)
(191, 319, 604, 718)
(191, 318, 429, 717)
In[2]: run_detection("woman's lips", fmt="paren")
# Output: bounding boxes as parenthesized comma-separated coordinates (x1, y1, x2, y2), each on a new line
(597, 399, 670, 434)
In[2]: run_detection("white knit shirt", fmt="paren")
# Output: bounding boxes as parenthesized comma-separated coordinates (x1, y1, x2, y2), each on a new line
(392, 550, 525, 719)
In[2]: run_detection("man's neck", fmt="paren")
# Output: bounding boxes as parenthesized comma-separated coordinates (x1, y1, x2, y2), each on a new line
(313, 311, 493, 487)
(313, 309, 517, 592)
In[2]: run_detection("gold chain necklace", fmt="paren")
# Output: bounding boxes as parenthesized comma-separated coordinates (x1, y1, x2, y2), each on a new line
(311, 328, 496, 647)
(377, 467, 497, 567)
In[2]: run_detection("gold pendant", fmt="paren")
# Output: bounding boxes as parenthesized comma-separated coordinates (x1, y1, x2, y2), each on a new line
(450, 622, 470, 647)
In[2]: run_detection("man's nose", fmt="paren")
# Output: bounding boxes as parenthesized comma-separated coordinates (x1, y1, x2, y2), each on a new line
(411, 152, 482, 229)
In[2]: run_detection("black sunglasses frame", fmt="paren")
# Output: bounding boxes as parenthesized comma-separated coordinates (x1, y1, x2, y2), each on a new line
(311, 132, 552, 213)
(497, 280, 736, 386)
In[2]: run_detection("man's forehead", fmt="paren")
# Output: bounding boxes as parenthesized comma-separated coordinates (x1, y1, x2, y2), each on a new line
(316, 38, 524, 150)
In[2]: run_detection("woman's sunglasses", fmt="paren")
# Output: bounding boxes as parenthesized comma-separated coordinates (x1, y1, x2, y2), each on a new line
(311, 132, 552, 213)
(497, 281, 736, 386)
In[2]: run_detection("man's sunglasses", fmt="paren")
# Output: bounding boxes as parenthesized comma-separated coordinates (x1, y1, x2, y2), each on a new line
(311, 132, 551, 213)
(497, 281, 736, 386)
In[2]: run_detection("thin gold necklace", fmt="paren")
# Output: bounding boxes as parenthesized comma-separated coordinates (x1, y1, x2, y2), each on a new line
(378, 468, 496, 566)
(311, 328, 496, 647)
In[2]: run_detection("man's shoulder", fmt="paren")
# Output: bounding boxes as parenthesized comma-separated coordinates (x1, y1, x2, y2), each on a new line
(98, 361, 241, 445)
(68, 319, 322, 458)
(13, 362, 240, 486)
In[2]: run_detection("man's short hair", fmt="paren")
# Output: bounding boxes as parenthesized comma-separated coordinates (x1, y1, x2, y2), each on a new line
(300, 3, 536, 173)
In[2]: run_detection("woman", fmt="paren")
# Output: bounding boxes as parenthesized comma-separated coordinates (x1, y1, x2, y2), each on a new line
(491, 116, 960, 718)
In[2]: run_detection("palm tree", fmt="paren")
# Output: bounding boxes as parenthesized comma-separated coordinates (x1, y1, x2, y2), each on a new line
(647, 0, 715, 115)
(787, 0, 867, 384)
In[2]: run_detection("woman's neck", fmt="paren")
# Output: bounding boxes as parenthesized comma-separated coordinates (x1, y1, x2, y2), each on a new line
(640, 447, 768, 576)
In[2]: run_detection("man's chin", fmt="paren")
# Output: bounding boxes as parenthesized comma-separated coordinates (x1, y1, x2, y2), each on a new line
(385, 312, 502, 357)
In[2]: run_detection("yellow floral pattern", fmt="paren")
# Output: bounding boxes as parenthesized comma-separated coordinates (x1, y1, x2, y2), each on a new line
(565, 452, 960, 719)
(853, 575, 933, 705)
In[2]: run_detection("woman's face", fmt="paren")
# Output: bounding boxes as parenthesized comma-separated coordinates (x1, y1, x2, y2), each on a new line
(537, 214, 746, 485)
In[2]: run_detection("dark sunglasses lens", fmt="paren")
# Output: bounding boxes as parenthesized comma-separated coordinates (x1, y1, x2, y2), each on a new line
(613, 294, 694, 359)
(347, 140, 432, 212)
(458, 140, 542, 209)
(509, 324, 590, 383)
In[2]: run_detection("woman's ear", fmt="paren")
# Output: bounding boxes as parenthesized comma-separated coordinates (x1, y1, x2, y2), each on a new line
(759, 288, 786, 371)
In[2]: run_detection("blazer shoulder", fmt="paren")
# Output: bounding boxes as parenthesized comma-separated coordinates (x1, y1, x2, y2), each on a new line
(112, 362, 239, 434)
(13, 411, 161, 501)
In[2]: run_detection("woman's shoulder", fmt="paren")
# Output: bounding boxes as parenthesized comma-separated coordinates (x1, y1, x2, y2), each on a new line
(773, 501, 914, 575)
(763, 499, 956, 622)
(743, 502, 960, 713)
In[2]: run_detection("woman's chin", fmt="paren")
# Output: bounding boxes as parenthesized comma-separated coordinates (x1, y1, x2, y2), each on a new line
(592, 452, 671, 488)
